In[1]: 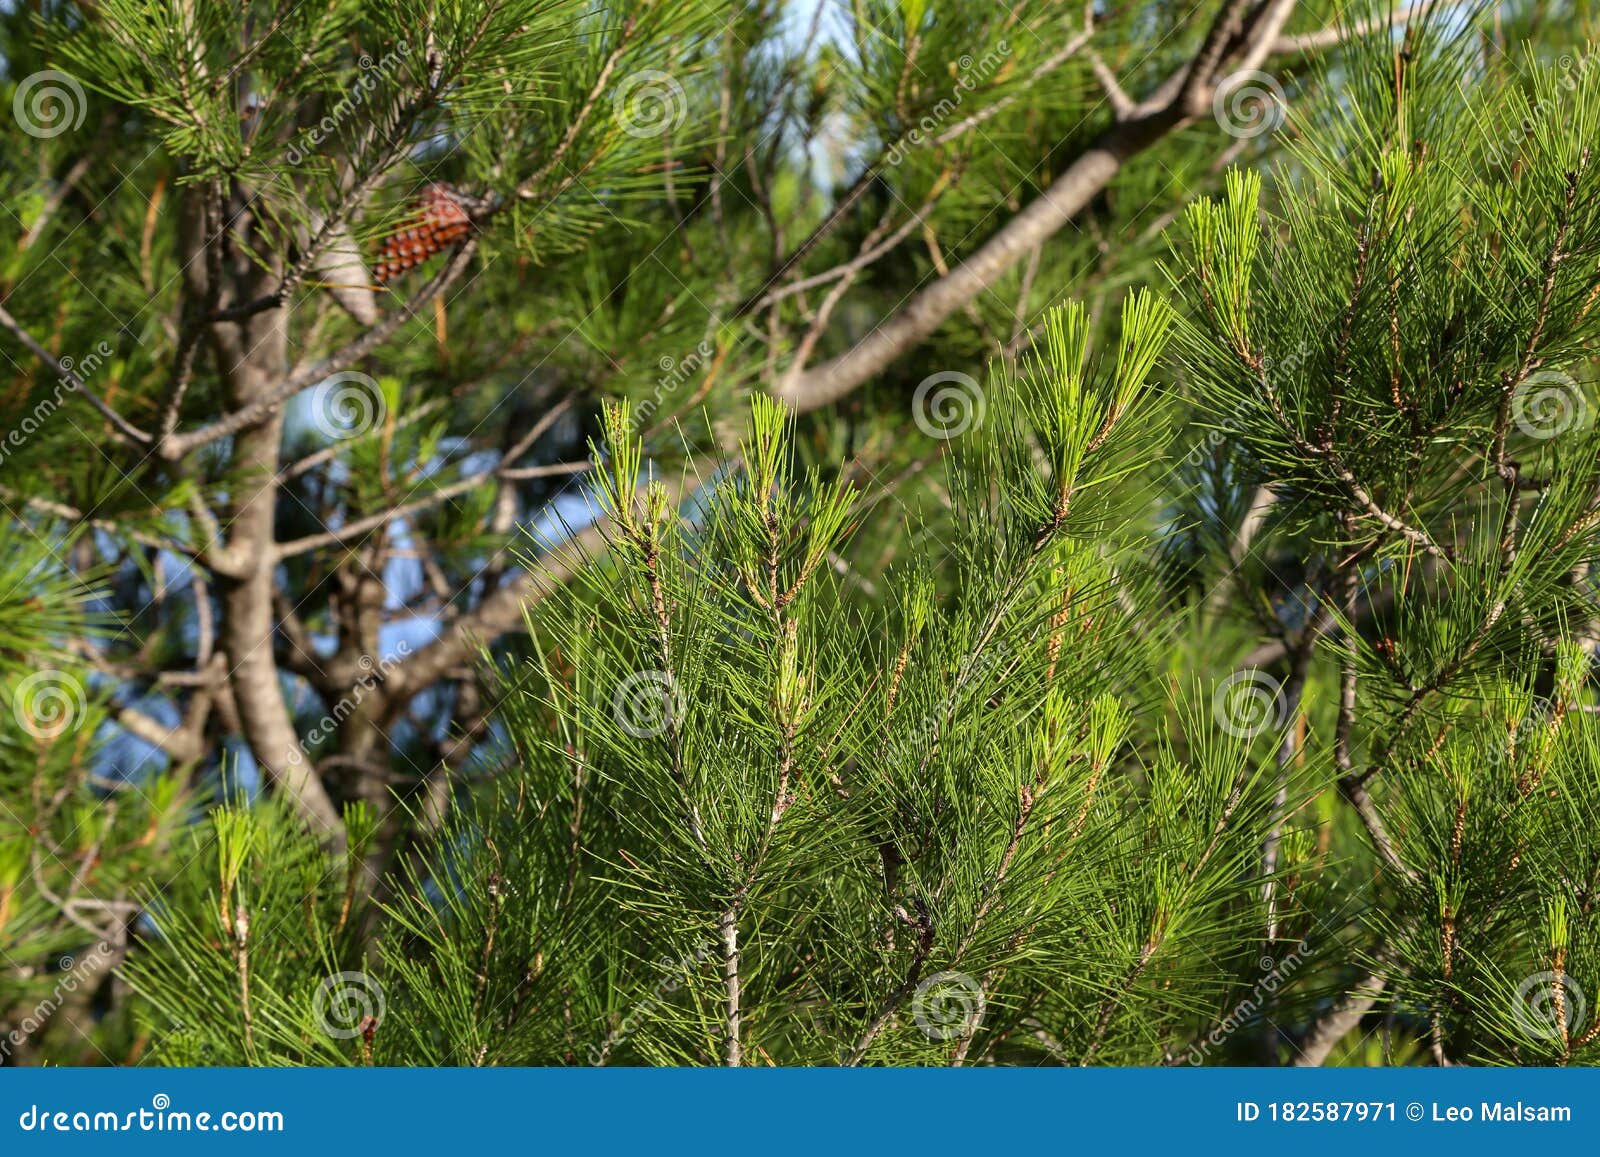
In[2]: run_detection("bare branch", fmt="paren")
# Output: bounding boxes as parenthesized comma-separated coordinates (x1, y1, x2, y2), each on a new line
(1292, 973, 1389, 1066)
(773, 0, 1305, 411)
(1088, 51, 1136, 121)
(275, 400, 578, 558)
(160, 241, 477, 459)
(1271, 0, 1440, 54)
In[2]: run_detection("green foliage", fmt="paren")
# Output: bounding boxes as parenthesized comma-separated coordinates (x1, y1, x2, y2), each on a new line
(9, 0, 1600, 1070)
(1164, 15, 1600, 1066)
(127, 312, 1297, 1066)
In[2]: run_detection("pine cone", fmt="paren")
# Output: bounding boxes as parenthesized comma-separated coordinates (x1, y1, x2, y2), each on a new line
(373, 184, 482, 283)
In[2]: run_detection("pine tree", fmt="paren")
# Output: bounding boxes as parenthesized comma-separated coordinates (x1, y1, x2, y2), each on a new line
(8, 0, 1600, 1069)
(125, 298, 1306, 1066)
(1167, 15, 1600, 1064)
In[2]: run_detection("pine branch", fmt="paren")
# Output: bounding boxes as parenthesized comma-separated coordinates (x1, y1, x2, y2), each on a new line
(1292, 973, 1389, 1066)
(772, 0, 1302, 411)
(159, 242, 478, 460)
(0, 305, 150, 445)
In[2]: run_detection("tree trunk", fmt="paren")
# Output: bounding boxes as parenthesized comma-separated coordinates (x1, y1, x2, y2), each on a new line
(211, 235, 343, 840)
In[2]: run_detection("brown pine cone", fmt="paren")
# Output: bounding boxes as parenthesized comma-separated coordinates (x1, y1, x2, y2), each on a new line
(373, 183, 479, 283)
